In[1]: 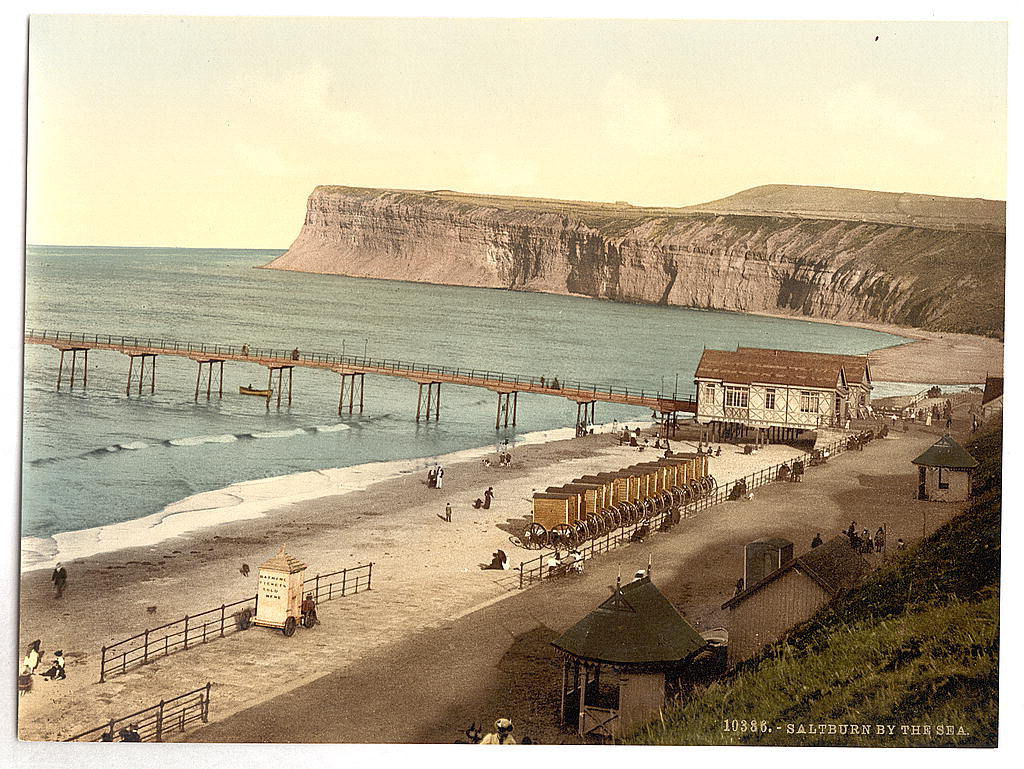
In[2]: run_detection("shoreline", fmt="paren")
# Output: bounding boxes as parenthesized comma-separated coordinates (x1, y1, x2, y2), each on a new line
(18, 420, 648, 574)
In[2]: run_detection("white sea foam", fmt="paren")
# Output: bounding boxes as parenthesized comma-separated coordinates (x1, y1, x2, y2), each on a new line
(168, 434, 238, 447)
(20, 420, 639, 573)
(311, 423, 351, 433)
(250, 428, 307, 439)
(119, 441, 150, 450)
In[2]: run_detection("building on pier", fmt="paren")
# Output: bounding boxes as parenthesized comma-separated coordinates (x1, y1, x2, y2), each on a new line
(693, 347, 872, 442)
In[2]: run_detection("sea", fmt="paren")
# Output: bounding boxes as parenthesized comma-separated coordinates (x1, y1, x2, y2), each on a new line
(21, 245, 917, 570)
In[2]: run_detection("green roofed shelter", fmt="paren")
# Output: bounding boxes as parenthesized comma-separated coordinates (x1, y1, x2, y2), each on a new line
(551, 572, 706, 739)
(912, 434, 978, 502)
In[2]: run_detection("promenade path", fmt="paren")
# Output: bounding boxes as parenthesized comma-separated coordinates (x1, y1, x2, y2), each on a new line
(191, 424, 959, 744)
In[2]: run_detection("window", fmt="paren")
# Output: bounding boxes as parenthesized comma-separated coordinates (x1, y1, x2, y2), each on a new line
(800, 391, 819, 413)
(704, 383, 716, 401)
(765, 388, 777, 410)
(724, 386, 749, 408)
(938, 468, 949, 490)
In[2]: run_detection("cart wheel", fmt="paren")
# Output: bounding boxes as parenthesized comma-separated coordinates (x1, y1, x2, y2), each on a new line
(283, 616, 297, 637)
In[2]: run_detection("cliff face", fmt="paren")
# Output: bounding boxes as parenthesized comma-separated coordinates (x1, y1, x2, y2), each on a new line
(267, 186, 1006, 337)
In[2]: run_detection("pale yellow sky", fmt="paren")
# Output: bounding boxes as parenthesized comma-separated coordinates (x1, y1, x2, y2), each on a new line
(26, 17, 1008, 248)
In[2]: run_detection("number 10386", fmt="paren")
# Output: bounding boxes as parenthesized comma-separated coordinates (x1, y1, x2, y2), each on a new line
(723, 719, 771, 732)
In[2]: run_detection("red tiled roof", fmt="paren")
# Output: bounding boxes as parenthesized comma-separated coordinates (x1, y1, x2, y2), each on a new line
(736, 347, 871, 385)
(695, 348, 863, 390)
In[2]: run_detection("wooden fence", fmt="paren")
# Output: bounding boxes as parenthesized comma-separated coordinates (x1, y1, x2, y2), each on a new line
(66, 682, 211, 742)
(99, 563, 372, 682)
(518, 436, 862, 587)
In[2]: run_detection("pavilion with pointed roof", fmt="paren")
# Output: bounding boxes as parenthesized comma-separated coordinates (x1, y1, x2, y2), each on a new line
(551, 568, 707, 739)
(912, 434, 979, 502)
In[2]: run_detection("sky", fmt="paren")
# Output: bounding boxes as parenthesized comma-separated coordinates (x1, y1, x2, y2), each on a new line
(24, 16, 1008, 249)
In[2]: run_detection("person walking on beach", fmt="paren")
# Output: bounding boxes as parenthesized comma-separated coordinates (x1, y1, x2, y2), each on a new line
(23, 640, 42, 677)
(52, 563, 67, 599)
(435, 465, 444, 489)
(483, 487, 495, 509)
(445, 502, 452, 522)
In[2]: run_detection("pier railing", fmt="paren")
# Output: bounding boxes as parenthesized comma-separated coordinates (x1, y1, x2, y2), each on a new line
(65, 682, 211, 742)
(99, 563, 372, 682)
(517, 436, 858, 587)
(24, 328, 696, 409)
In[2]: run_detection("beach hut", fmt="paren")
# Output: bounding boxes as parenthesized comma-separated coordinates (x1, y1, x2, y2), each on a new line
(532, 489, 582, 529)
(552, 571, 707, 739)
(722, 536, 869, 665)
(253, 545, 308, 636)
(912, 434, 979, 502)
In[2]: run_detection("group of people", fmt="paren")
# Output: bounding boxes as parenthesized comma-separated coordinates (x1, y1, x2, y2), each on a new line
(18, 640, 67, 695)
(538, 376, 561, 390)
(472, 487, 495, 509)
(817, 521, 905, 554)
(459, 718, 521, 744)
(575, 421, 592, 438)
(427, 464, 445, 489)
(695, 444, 722, 457)
(547, 549, 584, 576)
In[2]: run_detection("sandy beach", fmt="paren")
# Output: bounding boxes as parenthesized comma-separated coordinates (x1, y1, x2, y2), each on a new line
(17, 421, 809, 740)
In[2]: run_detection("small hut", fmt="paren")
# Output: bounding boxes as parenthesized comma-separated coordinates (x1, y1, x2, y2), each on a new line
(722, 536, 869, 665)
(253, 545, 308, 636)
(912, 434, 979, 502)
(551, 570, 706, 739)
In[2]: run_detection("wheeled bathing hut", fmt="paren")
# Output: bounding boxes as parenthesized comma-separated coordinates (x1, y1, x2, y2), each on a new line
(522, 453, 716, 550)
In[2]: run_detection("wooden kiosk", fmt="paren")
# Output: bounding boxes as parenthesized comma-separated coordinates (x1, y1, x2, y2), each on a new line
(253, 545, 308, 636)
(552, 570, 706, 739)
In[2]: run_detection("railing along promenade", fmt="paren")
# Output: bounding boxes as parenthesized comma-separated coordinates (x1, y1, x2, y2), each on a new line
(518, 435, 861, 587)
(99, 563, 372, 682)
(24, 329, 697, 414)
(65, 682, 211, 742)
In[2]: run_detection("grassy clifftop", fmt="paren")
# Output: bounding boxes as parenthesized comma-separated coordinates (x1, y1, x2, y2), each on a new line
(632, 426, 1001, 747)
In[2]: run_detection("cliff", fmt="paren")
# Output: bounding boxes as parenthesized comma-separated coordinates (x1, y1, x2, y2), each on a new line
(266, 185, 1006, 337)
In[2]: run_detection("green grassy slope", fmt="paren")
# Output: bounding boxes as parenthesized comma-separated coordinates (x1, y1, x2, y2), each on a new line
(631, 427, 1001, 747)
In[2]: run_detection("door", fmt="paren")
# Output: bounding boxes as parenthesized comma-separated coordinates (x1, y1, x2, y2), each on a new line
(918, 466, 927, 500)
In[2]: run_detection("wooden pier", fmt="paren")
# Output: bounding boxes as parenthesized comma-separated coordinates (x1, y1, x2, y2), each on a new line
(26, 330, 697, 425)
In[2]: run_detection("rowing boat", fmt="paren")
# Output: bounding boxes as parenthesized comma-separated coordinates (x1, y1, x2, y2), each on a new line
(239, 385, 272, 397)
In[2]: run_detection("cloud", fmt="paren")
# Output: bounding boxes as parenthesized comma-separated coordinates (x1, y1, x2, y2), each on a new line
(250, 66, 380, 146)
(599, 74, 703, 154)
(233, 141, 313, 178)
(827, 83, 944, 147)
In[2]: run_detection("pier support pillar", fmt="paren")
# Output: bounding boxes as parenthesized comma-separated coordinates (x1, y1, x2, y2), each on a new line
(416, 381, 441, 422)
(192, 359, 224, 402)
(56, 346, 90, 391)
(264, 365, 294, 410)
(575, 400, 596, 431)
(495, 391, 518, 429)
(127, 353, 158, 397)
(337, 373, 365, 415)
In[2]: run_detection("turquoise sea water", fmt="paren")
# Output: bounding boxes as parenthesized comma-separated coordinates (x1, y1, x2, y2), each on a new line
(22, 245, 909, 542)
